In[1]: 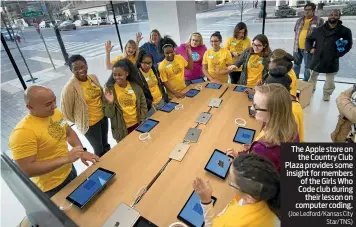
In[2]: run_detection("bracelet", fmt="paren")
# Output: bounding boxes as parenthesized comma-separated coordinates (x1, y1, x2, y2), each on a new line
(175, 104, 184, 110)
(139, 133, 151, 141)
(201, 200, 212, 205)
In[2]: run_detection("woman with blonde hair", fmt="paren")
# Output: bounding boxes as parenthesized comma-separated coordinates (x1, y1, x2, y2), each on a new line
(227, 83, 299, 172)
(270, 49, 298, 97)
(228, 34, 271, 87)
(105, 39, 138, 69)
(175, 32, 207, 85)
(136, 29, 162, 67)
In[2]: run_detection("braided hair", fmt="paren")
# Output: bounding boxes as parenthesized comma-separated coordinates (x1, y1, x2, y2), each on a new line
(232, 153, 280, 219)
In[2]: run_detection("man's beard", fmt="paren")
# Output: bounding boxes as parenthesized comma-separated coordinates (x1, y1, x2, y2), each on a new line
(328, 18, 338, 24)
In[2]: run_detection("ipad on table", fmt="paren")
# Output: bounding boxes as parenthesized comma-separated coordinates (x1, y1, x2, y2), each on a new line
(177, 191, 217, 227)
(133, 216, 158, 227)
(191, 78, 206, 84)
(205, 83, 222, 89)
(184, 128, 202, 143)
(233, 85, 247, 92)
(233, 127, 256, 144)
(196, 112, 212, 125)
(248, 106, 255, 117)
(66, 168, 115, 209)
(102, 203, 139, 227)
(159, 102, 179, 113)
(185, 89, 200, 98)
(136, 119, 159, 133)
(204, 149, 234, 180)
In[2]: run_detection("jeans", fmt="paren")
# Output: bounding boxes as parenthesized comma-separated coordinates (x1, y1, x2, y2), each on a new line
(146, 99, 166, 118)
(185, 80, 192, 86)
(27, 166, 77, 227)
(293, 49, 311, 81)
(229, 71, 242, 84)
(84, 117, 111, 157)
(309, 70, 337, 96)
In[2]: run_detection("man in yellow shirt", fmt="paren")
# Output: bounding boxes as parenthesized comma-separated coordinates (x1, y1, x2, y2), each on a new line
(9, 86, 99, 196)
(293, 2, 324, 81)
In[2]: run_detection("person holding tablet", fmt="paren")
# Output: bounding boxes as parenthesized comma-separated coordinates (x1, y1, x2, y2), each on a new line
(175, 32, 207, 85)
(270, 49, 298, 97)
(105, 40, 138, 69)
(225, 22, 251, 84)
(227, 84, 299, 172)
(158, 36, 193, 99)
(203, 31, 233, 83)
(228, 34, 271, 88)
(136, 49, 168, 117)
(104, 59, 148, 143)
(193, 153, 280, 227)
(61, 55, 110, 157)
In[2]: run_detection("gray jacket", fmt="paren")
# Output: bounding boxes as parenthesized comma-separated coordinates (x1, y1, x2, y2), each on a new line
(234, 48, 270, 85)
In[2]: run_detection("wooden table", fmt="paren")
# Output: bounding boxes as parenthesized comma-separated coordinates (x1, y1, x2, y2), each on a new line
(51, 83, 229, 227)
(135, 85, 262, 226)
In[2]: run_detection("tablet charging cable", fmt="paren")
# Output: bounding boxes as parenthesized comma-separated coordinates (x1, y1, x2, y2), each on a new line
(139, 132, 151, 142)
(130, 186, 147, 208)
(235, 118, 246, 127)
(59, 203, 73, 211)
(169, 222, 189, 227)
(195, 85, 203, 90)
(175, 104, 184, 110)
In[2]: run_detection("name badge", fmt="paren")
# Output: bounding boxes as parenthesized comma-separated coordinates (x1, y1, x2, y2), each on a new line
(232, 41, 237, 45)
(311, 24, 317, 28)
(128, 88, 134, 94)
(208, 55, 214, 59)
(166, 63, 172, 68)
(145, 76, 150, 81)
(59, 119, 66, 127)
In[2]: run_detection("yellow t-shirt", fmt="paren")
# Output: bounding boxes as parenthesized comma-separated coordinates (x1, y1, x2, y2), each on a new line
(114, 81, 138, 128)
(8, 109, 72, 192)
(140, 68, 162, 105)
(212, 197, 278, 227)
(111, 55, 136, 65)
(79, 77, 104, 126)
(298, 18, 313, 49)
(224, 37, 251, 71)
(246, 54, 264, 88)
(255, 129, 265, 141)
(158, 54, 187, 99)
(292, 101, 304, 142)
(289, 69, 298, 97)
(203, 48, 233, 83)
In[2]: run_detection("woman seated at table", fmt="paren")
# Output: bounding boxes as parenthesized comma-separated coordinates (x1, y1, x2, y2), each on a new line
(227, 84, 299, 172)
(61, 55, 110, 157)
(193, 153, 280, 227)
(270, 49, 297, 97)
(104, 59, 148, 143)
(175, 32, 207, 85)
(225, 22, 251, 84)
(105, 40, 138, 69)
(266, 63, 305, 142)
(202, 31, 233, 83)
(136, 49, 168, 117)
(158, 36, 193, 100)
(228, 34, 271, 88)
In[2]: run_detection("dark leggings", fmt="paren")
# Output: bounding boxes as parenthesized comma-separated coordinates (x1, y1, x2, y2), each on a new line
(229, 71, 242, 84)
(84, 117, 111, 157)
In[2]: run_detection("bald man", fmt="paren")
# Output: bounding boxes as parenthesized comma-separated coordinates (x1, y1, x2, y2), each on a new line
(9, 86, 99, 199)
(306, 9, 353, 101)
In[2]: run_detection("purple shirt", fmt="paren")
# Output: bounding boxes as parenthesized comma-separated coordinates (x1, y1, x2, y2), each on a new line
(175, 43, 207, 81)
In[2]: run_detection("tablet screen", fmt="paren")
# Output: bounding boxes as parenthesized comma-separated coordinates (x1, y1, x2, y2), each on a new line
(159, 102, 179, 112)
(136, 119, 159, 133)
(66, 168, 115, 208)
(185, 89, 200, 98)
(205, 83, 222, 89)
(191, 78, 205, 84)
(178, 191, 217, 227)
(233, 127, 256, 144)
(133, 217, 158, 227)
(234, 86, 247, 92)
(205, 149, 233, 179)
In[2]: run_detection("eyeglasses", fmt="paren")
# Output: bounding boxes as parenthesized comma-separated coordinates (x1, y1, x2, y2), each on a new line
(252, 102, 267, 112)
(142, 61, 152, 65)
(252, 43, 263, 48)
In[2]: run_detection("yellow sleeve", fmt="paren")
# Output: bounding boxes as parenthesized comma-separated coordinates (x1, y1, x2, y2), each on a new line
(293, 103, 305, 142)
(245, 37, 252, 48)
(158, 63, 168, 83)
(203, 51, 209, 65)
(224, 37, 232, 51)
(110, 55, 123, 65)
(178, 55, 188, 68)
(9, 128, 38, 160)
(225, 50, 233, 65)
